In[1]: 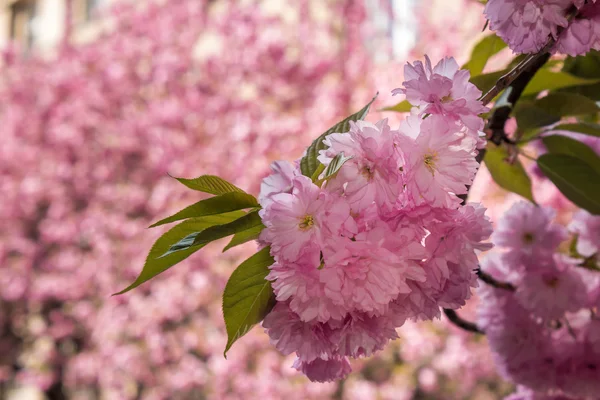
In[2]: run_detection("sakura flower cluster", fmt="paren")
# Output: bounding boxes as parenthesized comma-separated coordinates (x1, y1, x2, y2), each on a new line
(484, 0, 600, 56)
(478, 202, 600, 399)
(258, 56, 493, 382)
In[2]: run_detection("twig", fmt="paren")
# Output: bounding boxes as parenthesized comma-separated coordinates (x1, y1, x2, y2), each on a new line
(486, 52, 552, 145)
(443, 309, 484, 334)
(476, 267, 516, 291)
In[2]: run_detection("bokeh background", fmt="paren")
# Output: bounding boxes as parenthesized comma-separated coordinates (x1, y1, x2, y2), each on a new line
(0, 0, 534, 398)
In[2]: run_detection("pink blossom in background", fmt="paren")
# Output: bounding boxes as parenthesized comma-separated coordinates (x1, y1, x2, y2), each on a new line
(484, 0, 572, 53)
(480, 203, 600, 398)
(485, 0, 600, 55)
(492, 201, 567, 263)
(568, 210, 600, 257)
(555, 1, 600, 55)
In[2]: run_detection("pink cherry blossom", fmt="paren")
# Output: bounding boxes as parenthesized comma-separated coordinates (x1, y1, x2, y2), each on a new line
(292, 356, 352, 383)
(481, 208, 600, 398)
(328, 312, 399, 358)
(319, 227, 426, 317)
(514, 255, 588, 320)
(556, 2, 600, 56)
(261, 302, 335, 363)
(318, 119, 402, 213)
(392, 56, 488, 132)
(267, 260, 349, 323)
(400, 115, 480, 208)
(491, 201, 567, 263)
(484, 0, 572, 54)
(259, 176, 353, 265)
(258, 160, 299, 207)
(568, 210, 600, 257)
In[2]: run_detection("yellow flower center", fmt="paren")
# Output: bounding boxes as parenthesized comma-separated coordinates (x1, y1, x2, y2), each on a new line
(423, 151, 438, 174)
(441, 95, 453, 103)
(298, 215, 314, 231)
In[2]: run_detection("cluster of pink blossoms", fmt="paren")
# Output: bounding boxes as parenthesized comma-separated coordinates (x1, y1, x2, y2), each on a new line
(258, 57, 493, 382)
(484, 0, 600, 55)
(478, 202, 600, 399)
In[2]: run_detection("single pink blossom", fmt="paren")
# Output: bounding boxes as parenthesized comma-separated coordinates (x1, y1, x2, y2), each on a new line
(259, 176, 354, 265)
(514, 255, 588, 320)
(318, 119, 403, 213)
(491, 202, 567, 263)
(400, 115, 479, 208)
(392, 56, 487, 132)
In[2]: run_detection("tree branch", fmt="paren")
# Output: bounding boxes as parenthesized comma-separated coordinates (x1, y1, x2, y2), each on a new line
(476, 267, 516, 291)
(443, 309, 484, 334)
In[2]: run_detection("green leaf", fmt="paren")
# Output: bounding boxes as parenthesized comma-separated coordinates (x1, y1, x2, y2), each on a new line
(542, 135, 600, 175)
(522, 70, 600, 96)
(484, 143, 535, 202)
(160, 211, 263, 257)
(114, 214, 245, 295)
(223, 223, 265, 252)
(149, 192, 259, 227)
(471, 69, 506, 94)
(173, 175, 246, 195)
(380, 100, 412, 113)
(533, 92, 599, 117)
(310, 163, 326, 183)
(463, 34, 507, 76)
(562, 50, 600, 79)
(552, 123, 600, 138)
(558, 82, 600, 102)
(300, 94, 378, 178)
(223, 246, 276, 356)
(514, 103, 560, 131)
(322, 152, 353, 180)
(472, 69, 600, 101)
(537, 154, 600, 215)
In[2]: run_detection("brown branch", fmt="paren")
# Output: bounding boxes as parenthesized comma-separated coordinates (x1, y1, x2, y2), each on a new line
(443, 309, 484, 334)
(486, 52, 551, 145)
(476, 267, 516, 291)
